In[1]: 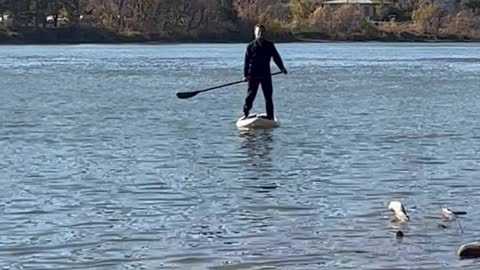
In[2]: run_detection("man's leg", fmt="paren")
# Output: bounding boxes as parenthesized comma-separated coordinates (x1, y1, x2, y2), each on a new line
(243, 78, 260, 118)
(261, 77, 274, 120)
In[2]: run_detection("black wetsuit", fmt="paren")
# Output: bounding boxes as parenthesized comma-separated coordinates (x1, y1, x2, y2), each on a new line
(243, 39, 286, 119)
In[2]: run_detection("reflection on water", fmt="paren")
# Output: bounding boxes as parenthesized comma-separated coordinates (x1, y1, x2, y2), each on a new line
(237, 129, 278, 195)
(238, 129, 274, 171)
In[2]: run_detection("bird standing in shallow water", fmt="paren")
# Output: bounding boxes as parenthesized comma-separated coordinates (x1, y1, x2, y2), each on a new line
(388, 201, 410, 223)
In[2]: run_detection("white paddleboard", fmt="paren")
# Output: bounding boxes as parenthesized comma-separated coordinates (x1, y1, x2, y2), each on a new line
(236, 113, 280, 130)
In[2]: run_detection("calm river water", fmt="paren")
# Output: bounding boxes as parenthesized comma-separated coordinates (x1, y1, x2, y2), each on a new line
(1, 43, 480, 269)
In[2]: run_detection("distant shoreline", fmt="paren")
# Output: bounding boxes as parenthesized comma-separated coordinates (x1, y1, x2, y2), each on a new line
(1, 27, 479, 45)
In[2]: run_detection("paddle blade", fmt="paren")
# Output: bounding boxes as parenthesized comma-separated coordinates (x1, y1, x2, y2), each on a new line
(176, 91, 199, 99)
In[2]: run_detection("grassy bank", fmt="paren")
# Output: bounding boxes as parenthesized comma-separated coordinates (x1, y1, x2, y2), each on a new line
(0, 24, 478, 45)
(292, 25, 480, 43)
(0, 26, 147, 44)
(0, 25, 298, 44)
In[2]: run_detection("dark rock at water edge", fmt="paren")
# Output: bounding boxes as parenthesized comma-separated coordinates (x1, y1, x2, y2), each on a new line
(458, 242, 480, 259)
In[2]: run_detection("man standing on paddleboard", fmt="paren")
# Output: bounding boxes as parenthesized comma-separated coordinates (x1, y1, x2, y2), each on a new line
(242, 24, 287, 120)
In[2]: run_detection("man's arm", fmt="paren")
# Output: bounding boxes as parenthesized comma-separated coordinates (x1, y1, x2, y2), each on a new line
(244, 45, 252, 79)
(272, 44, 287, 74)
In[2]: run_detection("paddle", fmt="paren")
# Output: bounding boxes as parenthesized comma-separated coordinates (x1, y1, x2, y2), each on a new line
(176, 71, 283, 99)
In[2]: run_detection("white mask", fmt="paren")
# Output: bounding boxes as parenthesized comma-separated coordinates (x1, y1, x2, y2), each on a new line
(254, 27, 264, 39)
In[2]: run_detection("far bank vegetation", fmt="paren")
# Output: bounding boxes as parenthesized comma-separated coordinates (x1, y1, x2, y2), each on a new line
(1, 0, 480, 42)
(292, 0, 480, 41)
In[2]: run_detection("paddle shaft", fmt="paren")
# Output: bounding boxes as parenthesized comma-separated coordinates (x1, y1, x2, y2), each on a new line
(199, 71, 283, 94)
(176, 71, 283, 99)
(196, 79, 245, 94)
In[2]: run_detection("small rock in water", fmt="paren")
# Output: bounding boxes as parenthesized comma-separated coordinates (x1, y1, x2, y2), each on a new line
(458, 242, 480, 259)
